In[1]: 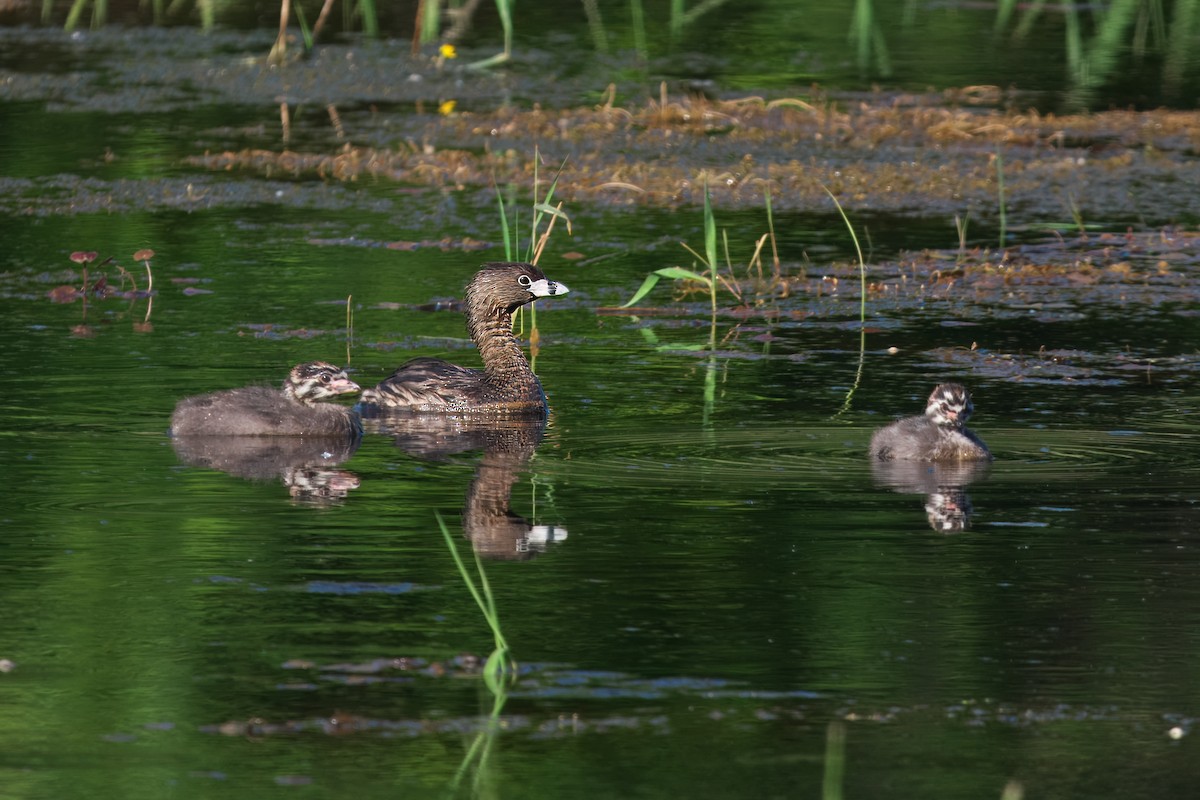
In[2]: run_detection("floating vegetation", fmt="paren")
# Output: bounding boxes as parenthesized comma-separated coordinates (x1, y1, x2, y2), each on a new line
(180, 89, 1200, 223)
(12, 247, 160, 337)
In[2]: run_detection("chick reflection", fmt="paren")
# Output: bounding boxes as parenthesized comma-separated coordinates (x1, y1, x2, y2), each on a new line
(171, 435, 361, 504)
(871, 460, 990, 533)
(365, 414, 566, 559)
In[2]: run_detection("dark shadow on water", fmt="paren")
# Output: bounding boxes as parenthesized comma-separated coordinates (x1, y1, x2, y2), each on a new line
(871, 460, 991, 533)
(171, 434, 362, 504)
(362, 412, 567, 560)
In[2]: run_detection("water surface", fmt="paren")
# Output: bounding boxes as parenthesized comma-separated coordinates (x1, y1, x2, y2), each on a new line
(3, 22, 1200, 800)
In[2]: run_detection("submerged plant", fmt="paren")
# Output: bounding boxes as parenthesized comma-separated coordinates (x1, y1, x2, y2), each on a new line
(618, 180, 783, 425)
(436, 509, 514, 795)
(436, 511, 515, 691)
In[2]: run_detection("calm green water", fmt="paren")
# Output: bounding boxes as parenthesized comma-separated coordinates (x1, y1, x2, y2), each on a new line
(4, 21, 1200, 800)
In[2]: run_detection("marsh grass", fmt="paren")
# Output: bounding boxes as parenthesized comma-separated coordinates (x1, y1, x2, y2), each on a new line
(849, 0, 892, 77)
(629, 0, 649, 60)
(437, 510, 513, 796)
(64, 0, 106, 30)
(581, 0, 608, 53)
(616, 180, 791, 423)
(622, 179, 780, 316)
(494, 150, 571, 357)
(669, 0, 734, 38)
(620, 180, 761, 425)
(436, 512, 514, 691)
(763, 183, 781, 282)
(822, 721, 846, 800)
(954, 212, 970, 264)
(822, 186, 867, 419)
(494, 152, 571, 265)
(470, 0, 514, 68)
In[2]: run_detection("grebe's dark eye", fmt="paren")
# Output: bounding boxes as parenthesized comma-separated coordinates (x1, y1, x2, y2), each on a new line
(320, 373, 331, 383)
(518, 274, 533, 288)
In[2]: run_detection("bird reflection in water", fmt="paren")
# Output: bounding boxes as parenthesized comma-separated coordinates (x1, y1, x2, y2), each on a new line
(364, 411, 567, 559)
(171, 435, 361, 505)
(870, 460, 991, 533)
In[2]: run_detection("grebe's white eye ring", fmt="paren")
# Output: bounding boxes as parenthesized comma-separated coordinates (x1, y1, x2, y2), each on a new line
(517, 274, 533, 288)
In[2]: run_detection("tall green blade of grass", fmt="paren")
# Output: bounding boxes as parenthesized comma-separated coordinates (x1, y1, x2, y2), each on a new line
(764, 183, 781, 279)
(681, 0, 735, 26)
(1077, 0, 1139, 89)
(822, 722, 846, 800)
(851, 0, 872, 74)
(702, 351, 717, 427)
(495, 183, 514, 261)
(1064, 3, 1082, 80)
(630, 0, 648, 60)
(293, 0, 313, 51)
(824, 186, 868, 418)
(1014, 0, 1047, 39)
(823, 186, 865, 332)
(669, 0, 684, 37)
(1163, 0, 1199, 92)
(702, 180, 719, 321)
(527, 152, 544, 262)
(582, 0, 608, 53)
(197, 0, 214, 30)
(64, 0, 88, 30)
(65, 0, 111, 29)
(870, 10, 892, 76)
(436, 512, 513, 689)
(418, 0, 440, 45)
(356, 0, 379, 37)
(994, 0, 1018, 33)
(700, 181, 720, 424)
(471, 0, 514, 68)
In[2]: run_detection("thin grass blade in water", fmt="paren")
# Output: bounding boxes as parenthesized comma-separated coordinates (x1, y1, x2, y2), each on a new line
(822, 186, 868, 418)
(822, 721, 846, 800)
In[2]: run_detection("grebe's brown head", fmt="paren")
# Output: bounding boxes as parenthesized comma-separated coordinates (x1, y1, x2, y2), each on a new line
(465, 262, 569, 317)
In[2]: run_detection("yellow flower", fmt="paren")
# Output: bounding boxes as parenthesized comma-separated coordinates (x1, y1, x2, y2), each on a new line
(439, 44, 457, 59)
(438, 100, 457, 116)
